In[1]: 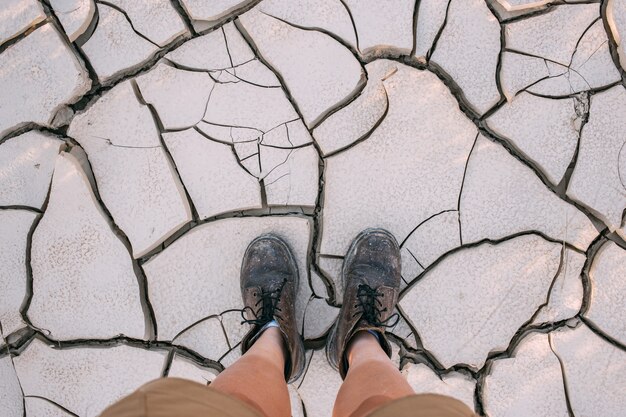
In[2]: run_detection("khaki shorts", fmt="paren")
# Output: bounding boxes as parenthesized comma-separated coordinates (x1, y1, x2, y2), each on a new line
(100, 377, 476, 417)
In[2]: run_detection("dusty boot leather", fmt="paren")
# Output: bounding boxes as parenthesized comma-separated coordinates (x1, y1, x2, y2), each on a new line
(326, 228, 401, 379)
(240, 234, 306, 383)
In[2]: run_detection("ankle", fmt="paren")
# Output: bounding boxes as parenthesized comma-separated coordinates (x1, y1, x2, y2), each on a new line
(346, 330, 386, 368)
(251, 326, 289, 366)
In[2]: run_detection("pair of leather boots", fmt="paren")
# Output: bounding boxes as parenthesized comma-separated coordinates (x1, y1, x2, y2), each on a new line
(240, 229, 401, 382)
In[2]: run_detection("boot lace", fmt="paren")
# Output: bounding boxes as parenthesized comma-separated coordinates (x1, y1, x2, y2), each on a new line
(352, 284, 399, 328)
(240, 279, 286, 326)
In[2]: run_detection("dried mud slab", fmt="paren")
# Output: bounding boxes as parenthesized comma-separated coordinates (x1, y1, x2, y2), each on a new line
(49, 0, 96, 43)
(0, 24, 91, 136)
(0, 0, 45, 46)
(0, 131, 63, 208)
(501, 4, 620, 98)
(567, 86, 626, 232)
(430, 0, 501, 114)
(460, 135, 597, 251)
(239, 8, 365, 127)
(0, 352, 23, 417)
(0, 210, 37, 335)
(29, 153, 146, 340)
(68, 81, 192, 258)
(607, 0, 626, 71)
(584, 241, 626, 344)
(552, 323, 626, 417)
(400, 235, 561, 369)
(320, 61, 476, 259)
(483, 332, 570, 417)
(81, 4, 158, 83)
(13, 339, 167, 417)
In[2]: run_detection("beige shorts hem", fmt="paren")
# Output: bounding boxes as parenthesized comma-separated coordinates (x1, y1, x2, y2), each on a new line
(365, 393, 476, 417)
(99, 377, 264, 417)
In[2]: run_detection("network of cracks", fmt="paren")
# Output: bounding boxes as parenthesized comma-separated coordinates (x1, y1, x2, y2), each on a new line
(1, 0, 626, 416)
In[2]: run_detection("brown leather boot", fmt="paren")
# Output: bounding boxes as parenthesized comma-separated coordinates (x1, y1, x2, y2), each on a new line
(240, 234, 306, 383)
(326, 228, 401, 379)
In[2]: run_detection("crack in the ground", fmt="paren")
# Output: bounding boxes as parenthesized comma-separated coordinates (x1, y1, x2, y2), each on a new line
(49, 135, 159, 340)
(187, 0, 264, 36)
(425, 0, 452, 63)
(131, 78, 200, 224)
(578, 232, 607, 315)
(0, 205, 42, 214)
(502, 14, 614, 100)
(518, 78, 620, 101)
(322, 86, 390, 158)
(71, 0, 99, 48)
(39, 0, 101, 95)
(0, 18, 49, 55)
(6, 330, 226, 378)
(0, 322, 27, 415)
(338, 0, 359, 51)
(548, 332, 577, 417)
(169, 0, 197, 37)
(1, 4, 613, 250)
(222, 67, 282, 89)
(400, 209, 459, 249)
(405, 248, 425, 277)
(222, 25, 235, 70)
(557, 92, 590, 193)
(410, 0, 420, 57)
(494, 0, 602, 25)
(81, 134, 163, 149)
(234, 17, 335, 304)
(456, 133, 479, 244)
(256, 11, 369, 130)
(192, 126, 259, 179)
(579, 315, 626, 351)
(601, 0, 626, 83)
(95, 1, 163, 48)
(24, 395, 80, 417)
(163, 56, 256, 74)
(137, 209, 313, 263)
(524, 244, 567, 325)
(19, 187, 49, 335)
(399, 230, 585, 304)
(484, 0, 508, 119)
(161, 348, 176, 377)
(5, 5, 624, 410)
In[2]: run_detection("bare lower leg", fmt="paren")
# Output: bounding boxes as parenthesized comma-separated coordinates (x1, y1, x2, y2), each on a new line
(211, 327, 291, 417)
(333, 332, 415, 417)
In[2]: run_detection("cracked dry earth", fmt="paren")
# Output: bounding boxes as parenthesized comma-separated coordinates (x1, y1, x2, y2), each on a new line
(2, 0, 626, 416)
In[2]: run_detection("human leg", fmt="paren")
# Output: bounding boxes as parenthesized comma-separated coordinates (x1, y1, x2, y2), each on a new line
(100, 234, 304, 417)
(327, 229, 476, 417)
(210, 327, 291, 417)
(332, 331, 414, 417)
(209, 234, 306, 417)
(326, 229, 413, 417)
